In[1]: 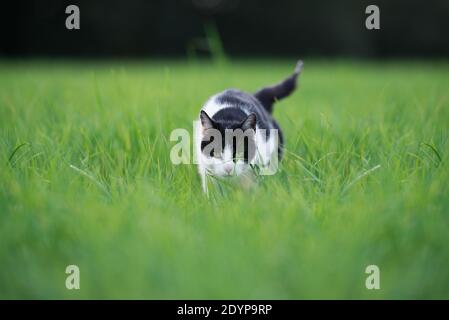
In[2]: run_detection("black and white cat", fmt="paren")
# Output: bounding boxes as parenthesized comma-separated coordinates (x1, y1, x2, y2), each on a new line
(195, 60, 303, 193)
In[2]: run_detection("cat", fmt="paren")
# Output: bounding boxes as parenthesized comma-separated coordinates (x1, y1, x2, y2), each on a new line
(195, 60, 303, 193)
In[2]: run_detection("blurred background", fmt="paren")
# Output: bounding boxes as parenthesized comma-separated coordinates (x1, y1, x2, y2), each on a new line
(2, 0, 449, 59)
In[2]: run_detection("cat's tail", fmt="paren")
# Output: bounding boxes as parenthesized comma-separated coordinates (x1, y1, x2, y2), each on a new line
(254, 60, 303, 114)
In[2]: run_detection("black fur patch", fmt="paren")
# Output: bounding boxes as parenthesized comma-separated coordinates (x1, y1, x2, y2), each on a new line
(200, 60, 303, 162)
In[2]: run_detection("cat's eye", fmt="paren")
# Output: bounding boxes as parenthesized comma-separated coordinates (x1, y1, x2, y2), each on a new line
(233, 140, 246, 162)
(233, 150, 245, 162)
(212, 149, 222, 158)
(206, 148, 221, 158)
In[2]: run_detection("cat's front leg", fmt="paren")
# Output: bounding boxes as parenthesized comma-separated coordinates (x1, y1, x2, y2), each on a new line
(198, 166, 209, 195)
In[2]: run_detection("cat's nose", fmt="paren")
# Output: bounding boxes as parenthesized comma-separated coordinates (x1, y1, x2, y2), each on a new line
(224, 164, 233, 174)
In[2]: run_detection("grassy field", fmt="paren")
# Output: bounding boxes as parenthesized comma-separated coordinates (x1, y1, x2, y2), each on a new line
(0, 60, 448, 299)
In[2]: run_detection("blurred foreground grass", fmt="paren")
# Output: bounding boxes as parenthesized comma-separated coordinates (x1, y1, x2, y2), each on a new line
(0, 59, 448, 299)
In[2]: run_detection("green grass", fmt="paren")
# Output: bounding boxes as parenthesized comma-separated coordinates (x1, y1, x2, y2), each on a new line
(0, 59, 448, 299)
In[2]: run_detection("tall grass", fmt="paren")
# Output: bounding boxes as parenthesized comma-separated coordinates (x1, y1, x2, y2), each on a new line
(0, 60, 448, 298)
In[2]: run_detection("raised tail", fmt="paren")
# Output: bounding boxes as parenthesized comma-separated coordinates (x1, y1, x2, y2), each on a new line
(254, 60, 303, 114)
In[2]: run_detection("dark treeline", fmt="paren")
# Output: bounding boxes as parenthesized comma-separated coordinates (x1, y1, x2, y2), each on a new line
(2, 0, 449, 58)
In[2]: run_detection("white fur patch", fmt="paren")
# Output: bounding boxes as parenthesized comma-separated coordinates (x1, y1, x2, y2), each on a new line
(196, 97, 279, 193)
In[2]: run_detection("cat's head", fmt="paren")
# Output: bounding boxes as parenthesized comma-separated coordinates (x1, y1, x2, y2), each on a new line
(199, 109, 257, 177)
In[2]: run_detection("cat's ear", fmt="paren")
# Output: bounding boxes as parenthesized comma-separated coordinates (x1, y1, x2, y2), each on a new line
(241, 113, 257, 131)
(200, 111, 215, 130)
